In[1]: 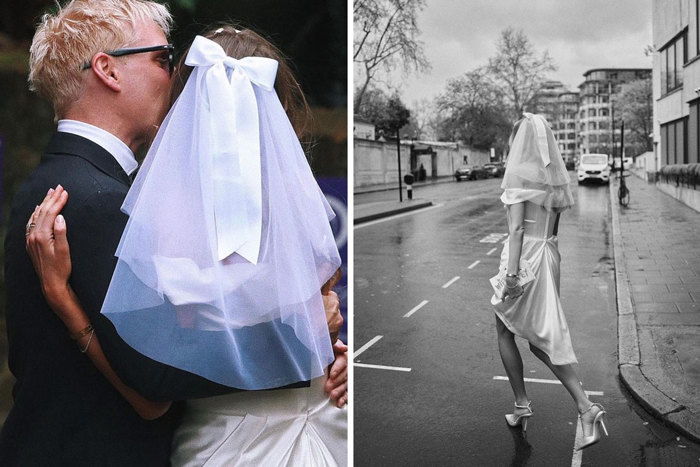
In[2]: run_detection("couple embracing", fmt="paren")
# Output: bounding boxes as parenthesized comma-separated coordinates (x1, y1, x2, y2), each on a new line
(2, 0, 347, 465)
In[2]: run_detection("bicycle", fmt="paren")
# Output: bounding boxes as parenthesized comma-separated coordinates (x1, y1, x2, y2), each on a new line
(617, 172, 630, 207)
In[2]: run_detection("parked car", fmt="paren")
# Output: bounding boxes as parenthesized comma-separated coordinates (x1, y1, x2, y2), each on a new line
(455, 165, 474, 181)
(483, 162, 505, 178)
(455, 166, 484, 181)
(577, 153, 611, 184)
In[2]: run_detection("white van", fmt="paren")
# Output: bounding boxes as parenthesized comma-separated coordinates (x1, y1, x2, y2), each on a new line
(577, 153, 611, 184)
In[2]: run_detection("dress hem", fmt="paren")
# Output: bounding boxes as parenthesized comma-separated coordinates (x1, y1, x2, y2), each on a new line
(493, 309, 578, 366)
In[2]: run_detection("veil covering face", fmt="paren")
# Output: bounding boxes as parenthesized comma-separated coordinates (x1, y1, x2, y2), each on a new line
(100, 36, 341, 390)
(501, 113, 574, 211)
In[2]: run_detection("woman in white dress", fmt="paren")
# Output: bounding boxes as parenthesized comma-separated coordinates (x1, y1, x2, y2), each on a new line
(25, 25, 347, 466)
(492, 113, 608, 451)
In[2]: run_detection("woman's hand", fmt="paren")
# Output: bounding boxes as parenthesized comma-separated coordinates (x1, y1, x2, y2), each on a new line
(323, 291, 342, 344)
(325, 339, 348, 408)
(322, 268, 343, 343)
(504, 275, 523, 300)
(25, 185, 73, 312)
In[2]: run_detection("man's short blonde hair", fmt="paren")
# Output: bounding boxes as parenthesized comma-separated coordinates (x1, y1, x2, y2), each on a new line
(29, 0, 172, 118)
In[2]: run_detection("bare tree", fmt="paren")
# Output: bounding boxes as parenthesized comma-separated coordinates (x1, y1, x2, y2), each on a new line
(401, 98, 436, 140)
(487, 27, 556, 120)
(353, 0, 429, 109)
(615, 78, 653, 156)
(435, 68, 511, 150)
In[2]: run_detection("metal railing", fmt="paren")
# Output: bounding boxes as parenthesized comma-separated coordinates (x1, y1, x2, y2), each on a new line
(658, 163, 700, 189)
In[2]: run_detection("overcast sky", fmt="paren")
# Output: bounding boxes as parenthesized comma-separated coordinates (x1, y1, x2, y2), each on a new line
(384, 0, 653, 107)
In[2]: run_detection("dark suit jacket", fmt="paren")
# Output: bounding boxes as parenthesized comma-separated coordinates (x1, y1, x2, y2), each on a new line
(0, 133, 251, 466)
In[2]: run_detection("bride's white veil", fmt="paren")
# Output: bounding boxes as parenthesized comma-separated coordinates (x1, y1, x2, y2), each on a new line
(501, 113, 574, 211)
(100, 35, 341, 390)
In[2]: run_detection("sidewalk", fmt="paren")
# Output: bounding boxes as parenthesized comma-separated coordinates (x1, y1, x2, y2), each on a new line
(610, 174, 700, 442)
(354, 198, 433, 224)
(354, 178, 446, 224)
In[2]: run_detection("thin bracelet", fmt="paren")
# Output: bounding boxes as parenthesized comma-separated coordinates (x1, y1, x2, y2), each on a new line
(79, 329, 95, 353)
(70, 323, 93, 341)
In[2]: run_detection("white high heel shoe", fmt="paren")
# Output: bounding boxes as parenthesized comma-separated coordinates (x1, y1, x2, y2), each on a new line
(577, 403, 608, 451)
(505, 401, 533, 432)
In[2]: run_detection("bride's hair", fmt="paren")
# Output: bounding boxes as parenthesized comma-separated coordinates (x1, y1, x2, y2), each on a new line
(170, 25, 312, 140)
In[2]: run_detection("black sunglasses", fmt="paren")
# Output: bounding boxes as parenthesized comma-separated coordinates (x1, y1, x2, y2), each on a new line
(81, 44, 174, 76)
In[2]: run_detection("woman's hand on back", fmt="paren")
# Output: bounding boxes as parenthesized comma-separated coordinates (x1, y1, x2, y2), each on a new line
(25, 185, 74, 313)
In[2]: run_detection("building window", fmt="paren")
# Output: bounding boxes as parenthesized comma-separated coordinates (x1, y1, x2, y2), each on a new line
(660, 32, 687, 94)
(689, 100, 699, 163)
(600, 108, 609, 117)
(589, 109, 597, 117)
(661, 118, 687, 165)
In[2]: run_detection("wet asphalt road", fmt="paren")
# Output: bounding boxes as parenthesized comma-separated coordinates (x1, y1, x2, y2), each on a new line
(353, 177, 700, 466)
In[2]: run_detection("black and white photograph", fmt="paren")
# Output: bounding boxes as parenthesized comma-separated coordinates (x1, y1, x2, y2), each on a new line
(353, 0, 700, 465)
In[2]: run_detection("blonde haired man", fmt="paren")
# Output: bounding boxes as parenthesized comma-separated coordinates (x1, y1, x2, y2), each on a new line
(3, 1, 346, 465)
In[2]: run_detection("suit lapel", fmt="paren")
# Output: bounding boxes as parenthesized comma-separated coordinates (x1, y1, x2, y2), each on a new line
(45, 132, 132, 187)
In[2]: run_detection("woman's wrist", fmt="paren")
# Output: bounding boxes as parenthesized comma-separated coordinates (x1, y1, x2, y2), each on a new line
(44, 284, 89, 330)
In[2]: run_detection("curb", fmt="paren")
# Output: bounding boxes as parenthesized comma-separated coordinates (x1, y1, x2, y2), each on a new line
(354, 201, 433, 225)
(609, 179, 700, 443)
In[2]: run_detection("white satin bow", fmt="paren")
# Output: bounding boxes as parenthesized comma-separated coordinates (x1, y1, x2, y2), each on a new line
(523, 112, 551, 167)
(184, 36, 278, 263)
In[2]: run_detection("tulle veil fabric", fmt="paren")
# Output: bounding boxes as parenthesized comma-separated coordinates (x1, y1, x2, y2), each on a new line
(501, 113, 574, 211)
(100, 36, 341, 390)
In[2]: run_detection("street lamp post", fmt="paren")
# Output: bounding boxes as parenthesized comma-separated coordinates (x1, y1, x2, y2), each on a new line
(396, 128, 403, 202)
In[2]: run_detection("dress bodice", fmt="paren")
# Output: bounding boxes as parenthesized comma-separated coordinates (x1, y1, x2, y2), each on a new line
(507, 201, 560, 239)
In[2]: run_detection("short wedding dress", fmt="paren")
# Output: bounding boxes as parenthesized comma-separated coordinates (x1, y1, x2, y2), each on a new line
(492, 200, 577, 365)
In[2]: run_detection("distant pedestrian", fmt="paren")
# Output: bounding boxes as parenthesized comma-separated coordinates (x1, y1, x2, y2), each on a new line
(490, 113, 608, 451)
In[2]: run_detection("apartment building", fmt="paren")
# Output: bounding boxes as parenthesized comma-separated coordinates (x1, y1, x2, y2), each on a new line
(653, 0, 700, 166)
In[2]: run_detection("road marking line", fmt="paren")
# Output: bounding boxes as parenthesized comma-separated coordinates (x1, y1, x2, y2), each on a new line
(487, 247, 497, 256)
(354, 363, 411, 372)
(468, 260, 480, 269)
(571, 420, 583, 467)
(354, 203, 444, 229)
(480, 233, 508, 243)
(354, 335, 382, 359)
(442, 276, 460, 289)
(493, 376, 604, 396)
(403, 300, 429, 318)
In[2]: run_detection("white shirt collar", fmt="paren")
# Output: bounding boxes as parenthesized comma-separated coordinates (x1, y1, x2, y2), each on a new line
(57, 120, 138, 176)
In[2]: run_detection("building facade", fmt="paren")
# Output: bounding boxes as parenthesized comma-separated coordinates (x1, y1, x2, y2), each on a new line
(653, 0, 700, 167)
(532, 81, 579, 163)
(578, 68, 652, 158)
(556, 91, 580, 163)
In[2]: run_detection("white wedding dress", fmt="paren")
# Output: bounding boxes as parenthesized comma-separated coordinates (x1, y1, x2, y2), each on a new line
(171, 375, 347, 466)
(492, 200, 577, 365)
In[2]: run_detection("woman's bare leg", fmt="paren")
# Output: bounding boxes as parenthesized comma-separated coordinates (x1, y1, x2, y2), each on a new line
(496, 316, 529, 407)
(528, 343, 598, 435)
